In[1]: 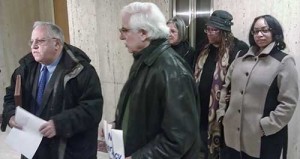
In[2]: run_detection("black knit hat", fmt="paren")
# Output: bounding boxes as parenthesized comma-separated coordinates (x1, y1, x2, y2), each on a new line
(206, 10, 233, 32)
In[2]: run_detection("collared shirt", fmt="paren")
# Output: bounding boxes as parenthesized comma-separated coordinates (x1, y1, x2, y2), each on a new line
(39, 53, 62, 84)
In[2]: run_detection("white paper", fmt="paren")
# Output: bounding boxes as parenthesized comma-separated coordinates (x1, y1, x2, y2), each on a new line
(111, 129, 125, 159)
(103, 120, 114, 159)
(103, 120, 125, 159)
(5, 107, 47, 159)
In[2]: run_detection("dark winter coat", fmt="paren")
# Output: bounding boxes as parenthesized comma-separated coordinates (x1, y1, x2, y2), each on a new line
(171, 41, 195, 69)
(1, 43, 103, 159)
(115, 39, 200, 159)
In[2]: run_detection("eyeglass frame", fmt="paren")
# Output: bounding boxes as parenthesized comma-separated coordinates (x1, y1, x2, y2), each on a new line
(204, 28, 220, 34)
(28, 38, 57, 47)
(119, 27, 132, 34)
(251, 27, 272, 35)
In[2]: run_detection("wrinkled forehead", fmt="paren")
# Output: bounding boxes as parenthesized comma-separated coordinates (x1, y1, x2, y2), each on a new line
(31, 26, 50, 38)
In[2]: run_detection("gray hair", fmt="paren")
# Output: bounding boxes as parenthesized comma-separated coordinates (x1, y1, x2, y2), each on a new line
(167, 16, 187, 42)
(33, 21, 64, 44)
(121, 2, 169, 40)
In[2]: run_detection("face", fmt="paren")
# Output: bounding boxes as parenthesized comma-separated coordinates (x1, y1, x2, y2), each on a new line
(252, 18, 273, 49)
(167, 23, 180, 45)
(30, 26, 60, 65)
(119, 14, 149, 54)
(205, 26, 221, 46)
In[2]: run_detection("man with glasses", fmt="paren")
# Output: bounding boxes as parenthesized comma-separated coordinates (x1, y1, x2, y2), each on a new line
(1, 21, 103, 159)
(194, 10, 248, 159)
(115, 2, 200, 159)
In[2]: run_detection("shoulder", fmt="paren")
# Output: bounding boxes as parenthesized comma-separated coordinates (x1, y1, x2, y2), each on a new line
(234, 38, 249, 50)
(182, 41, 194, 50)
(269, 49, 289, 63)
(15, 53, 38, 75)
(63, 43, 91, 63)
(19, 52, 36, 66)
(160, 49, 193, 76)
(230, 38, 249, 60)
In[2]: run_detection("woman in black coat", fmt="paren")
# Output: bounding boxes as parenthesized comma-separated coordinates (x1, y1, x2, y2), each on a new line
(167, 16, 194, 69)
(193, 10, 249, 159)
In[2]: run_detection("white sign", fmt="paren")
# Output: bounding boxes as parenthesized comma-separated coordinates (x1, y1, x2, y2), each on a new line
(103, 120, 125, 159)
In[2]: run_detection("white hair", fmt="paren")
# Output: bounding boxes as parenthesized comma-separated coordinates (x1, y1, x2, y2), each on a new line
(121, 2, 169, 40)
(33, 21, 64, 44)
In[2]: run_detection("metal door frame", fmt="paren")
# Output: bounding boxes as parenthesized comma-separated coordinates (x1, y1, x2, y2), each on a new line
(170, 0, 212, 48)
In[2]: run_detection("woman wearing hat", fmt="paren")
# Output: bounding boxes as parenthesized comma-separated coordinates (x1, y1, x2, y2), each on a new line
(194, 10, 249, 159)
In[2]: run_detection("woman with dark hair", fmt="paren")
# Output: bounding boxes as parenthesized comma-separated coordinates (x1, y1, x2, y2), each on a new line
(167, 16, 194, 68)
(194, 10, 248, 159)
(217, 15, 299, 159)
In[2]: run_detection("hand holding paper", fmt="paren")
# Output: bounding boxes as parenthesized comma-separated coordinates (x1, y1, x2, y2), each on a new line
(5, 107, 47, 159)
(103, 120, 125, 159)
(8, 116, 22, 129)
(40, 120, 56, 138)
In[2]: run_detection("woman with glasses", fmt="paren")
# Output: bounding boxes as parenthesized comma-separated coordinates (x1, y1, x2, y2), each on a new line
(217, 15, 298, 159)
(167, 16, 194, 69)
(194, 10, 248, 159)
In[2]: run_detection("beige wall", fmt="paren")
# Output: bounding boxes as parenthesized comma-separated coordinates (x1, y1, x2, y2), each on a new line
(213, 1, 300, 158)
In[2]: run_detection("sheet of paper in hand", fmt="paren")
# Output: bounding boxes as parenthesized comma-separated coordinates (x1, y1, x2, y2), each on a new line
(103, 120, 125, 159)
(5, 107, 46, 159)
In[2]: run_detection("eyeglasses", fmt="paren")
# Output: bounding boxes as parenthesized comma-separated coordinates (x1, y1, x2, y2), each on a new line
(251, 27, 272, 35)
(29, 38, 57, 46)
(204, 28, 220, 34)
(119, 27, 132, 33)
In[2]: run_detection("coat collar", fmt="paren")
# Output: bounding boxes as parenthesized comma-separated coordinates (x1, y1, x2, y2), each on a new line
(243, 42, 275, 59)
(142, 39, 170, 66)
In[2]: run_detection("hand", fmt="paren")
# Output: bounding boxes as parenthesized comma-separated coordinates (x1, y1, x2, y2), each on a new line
(8, 116, 22, 129)
(99, 127, 105, 141)
(40, 120, 56, 138)
(100, 121, 115, 139)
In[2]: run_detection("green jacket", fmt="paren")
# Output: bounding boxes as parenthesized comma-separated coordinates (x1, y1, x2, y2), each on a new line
(115, 39, 200, 159)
